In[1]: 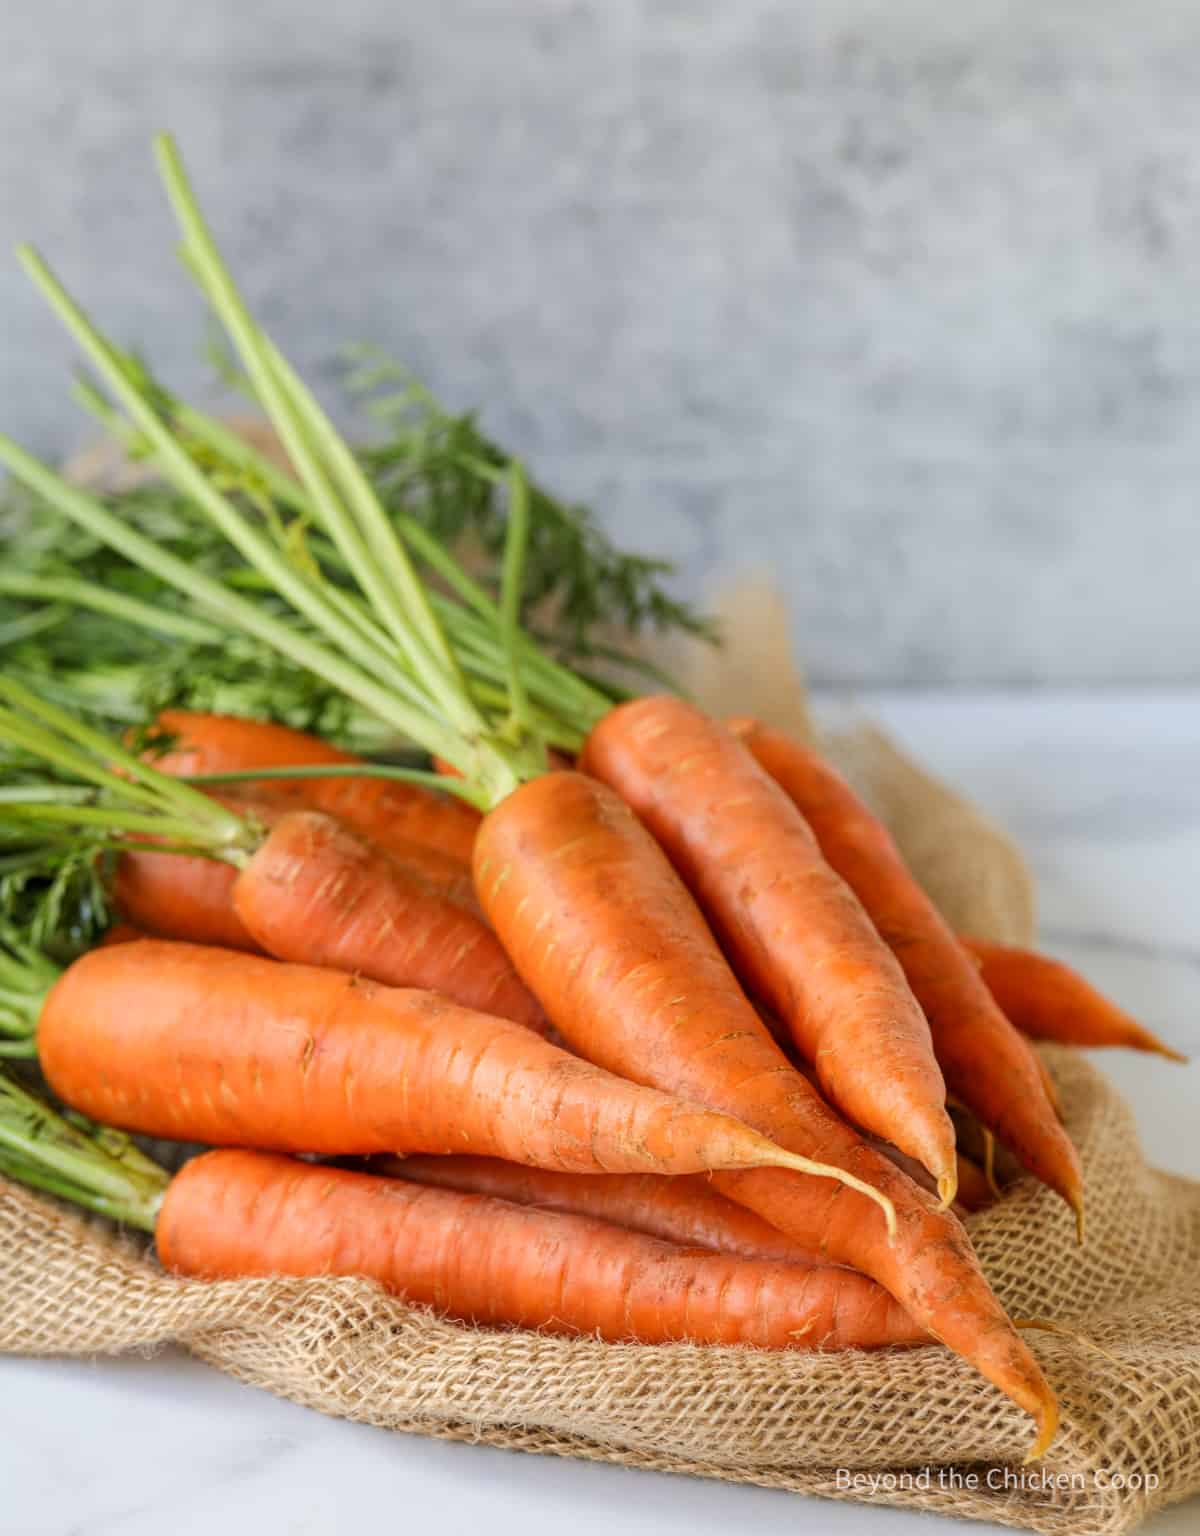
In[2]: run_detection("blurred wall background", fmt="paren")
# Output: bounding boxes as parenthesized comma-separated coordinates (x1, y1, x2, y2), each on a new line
(3, 0, 1198, 686)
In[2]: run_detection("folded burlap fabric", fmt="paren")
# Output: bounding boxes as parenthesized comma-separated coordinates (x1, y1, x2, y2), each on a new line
(3, 574, 1196, 1535)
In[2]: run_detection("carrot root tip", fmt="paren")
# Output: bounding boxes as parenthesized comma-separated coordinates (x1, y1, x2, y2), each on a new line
(1023, 1398, 1061, 1464)
(982, 1129, 1004, 1199)
(936, 1171, 957, 1209)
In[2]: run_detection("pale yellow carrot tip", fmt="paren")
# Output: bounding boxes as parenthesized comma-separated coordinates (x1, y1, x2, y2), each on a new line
(1023, 1395, 1061, 1464)
(773, 1150, 898, 1240)
(982, 1128, 1003, 1200)
(1072, 1193, 1086, 1247)
(936, 1170, 958, 1209)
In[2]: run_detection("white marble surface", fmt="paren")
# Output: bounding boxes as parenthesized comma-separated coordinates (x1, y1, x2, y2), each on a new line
(1, 688, 1197, 1536)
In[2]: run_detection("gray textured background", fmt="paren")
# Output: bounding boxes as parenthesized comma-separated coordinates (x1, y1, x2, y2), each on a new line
(3, 0, 1198, 685)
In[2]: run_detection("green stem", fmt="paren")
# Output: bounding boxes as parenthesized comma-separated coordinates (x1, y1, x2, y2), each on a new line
(10, 256, 456, 757)
(0, 604, 70, 648)
(499, 462, 533, 736)
(264, 337, 478, 726)
(0, 786, 100, 806)
(0, 573, 225, 647)
(61, 1109, 171, 1188)
(0, 800, 243, 851)
(0, 437, 474, 777)
(155, 138, 473, 736)
(0, 1067, 166, 1230)
(0, 676, 248, 843)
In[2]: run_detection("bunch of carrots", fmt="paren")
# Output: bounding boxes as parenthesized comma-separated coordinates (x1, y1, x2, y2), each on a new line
(0, 137, 1185, 1464)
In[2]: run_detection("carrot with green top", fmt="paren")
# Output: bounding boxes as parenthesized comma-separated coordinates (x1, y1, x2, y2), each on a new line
(0, 682, 543, 1031)
(148, 708, 481, 862)
(39, 939, 867, 1185)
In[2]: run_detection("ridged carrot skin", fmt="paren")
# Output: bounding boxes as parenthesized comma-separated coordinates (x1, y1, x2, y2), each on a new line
(150, 709, 481, 862)
(159, 1150, 928, 1350)
(39, 940, 841, 1179)
(580, 697, 956, 1200)
(963, 939, 1187, 1062)
(233, 809, 542, 1031)
(474, 769, 1058, 1455)
(730, 718, 1084, 1229)
(767, 1028, 995, 1214)
(378, 1154, 825, 1265)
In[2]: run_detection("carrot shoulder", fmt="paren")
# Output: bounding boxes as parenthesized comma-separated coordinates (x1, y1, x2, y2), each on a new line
(38, 940, 842, 1182)
(963, 938, 1186, 1062)
(160, 1150, 926, 1351)
(232, 809, 541, 1031)
(731, 717, 1084, 1232)
(580, 697, 957, 1201)
(474, 768, 1058, 1456)
(150, 708, 481, 862)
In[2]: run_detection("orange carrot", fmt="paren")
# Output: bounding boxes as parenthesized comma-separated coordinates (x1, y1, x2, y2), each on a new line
(729, 717, 1084, 1231)
(160, 1149, 927, 1350)
(579, 697, 957, 1201)
(475, 768, 1058, 1456)
(963, 939, 1187, 1063)
(98, 922, 152, 947)
(114, 849, 262, 952)
(149, 709, 481, 861)
(39, 940, 854, 1183)
(771, 1035, 995, 1215)
(378, 1154, 825, 1265)
(231, 810, 540, 1029)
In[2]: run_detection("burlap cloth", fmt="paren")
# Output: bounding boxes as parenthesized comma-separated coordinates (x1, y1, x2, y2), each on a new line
(4, 569, 1198, 1533)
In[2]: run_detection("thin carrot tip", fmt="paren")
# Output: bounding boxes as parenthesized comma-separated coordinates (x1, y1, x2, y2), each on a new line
(936, 1171, 957, 1209)
(1023, 1397, 1060, 1464)
(1072, 1194, 1086, 1247)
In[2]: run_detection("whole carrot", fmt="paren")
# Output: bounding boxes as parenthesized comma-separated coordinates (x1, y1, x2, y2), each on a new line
(963, 938, 1187, 1062)
(38, 940, 868, 1185)
(149, 708, 481, 862)
(475, 769, 1058, 1457)
(379, 1154, 825, 1264)
(579, 697, 957, 1202)
(161, 1150, 927, 1350)
(729, 717, 1084, 1232)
